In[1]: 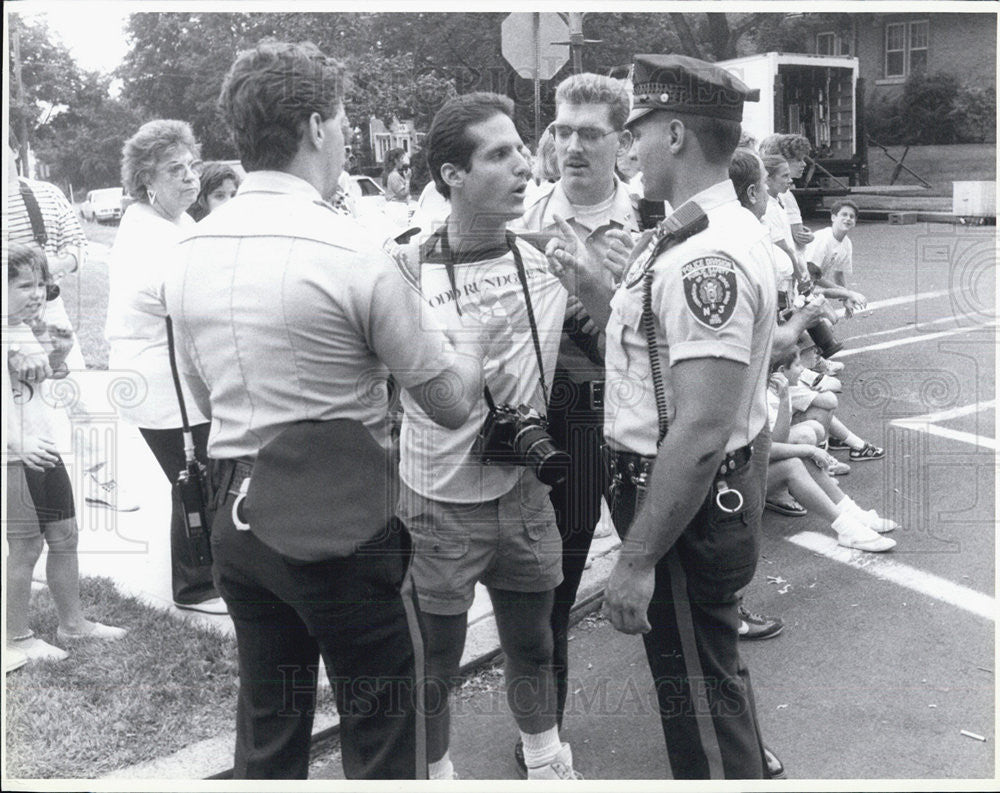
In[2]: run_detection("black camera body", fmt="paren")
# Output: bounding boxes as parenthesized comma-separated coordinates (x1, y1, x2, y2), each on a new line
(476, 402, 570, 487)
(176, 461, 213, 566)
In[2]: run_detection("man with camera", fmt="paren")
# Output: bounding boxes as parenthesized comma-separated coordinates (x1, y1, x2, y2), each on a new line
(512, 71, 638, 772)
(394, 92, 580, 780)
(163, 42, 481, 780)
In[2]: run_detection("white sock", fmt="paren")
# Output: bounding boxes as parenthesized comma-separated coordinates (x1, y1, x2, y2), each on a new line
(428, 752, 454, 780)
(832, 511, 879, 540)
(841, 431, 864, 450)
(835, 495, 857, 516)
(521, 725, 562, 768)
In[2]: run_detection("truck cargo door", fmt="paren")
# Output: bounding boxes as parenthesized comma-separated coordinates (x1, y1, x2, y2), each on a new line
(774, 73, 784, 133)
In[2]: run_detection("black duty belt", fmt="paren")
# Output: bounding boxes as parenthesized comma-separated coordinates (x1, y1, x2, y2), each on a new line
(604, 441, 754, 490)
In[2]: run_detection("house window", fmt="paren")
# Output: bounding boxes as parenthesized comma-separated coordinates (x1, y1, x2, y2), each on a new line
(885, 22, 906, 77)
(817, 31, 851, 56)
(885, 20, 928, 78)
(909, 21, 928, 73)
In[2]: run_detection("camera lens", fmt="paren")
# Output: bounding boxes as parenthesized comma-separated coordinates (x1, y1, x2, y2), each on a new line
(514, 424, 570, 486)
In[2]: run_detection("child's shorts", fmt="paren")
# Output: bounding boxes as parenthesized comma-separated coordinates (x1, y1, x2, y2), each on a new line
(397, 470, 564, 616)
(5, 457, 75, 538)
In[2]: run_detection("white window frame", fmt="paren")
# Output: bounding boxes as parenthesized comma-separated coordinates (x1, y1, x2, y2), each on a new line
(908, 20, 929, 73)
(885, 22, 907, 78)
(884, 19, 929, 79)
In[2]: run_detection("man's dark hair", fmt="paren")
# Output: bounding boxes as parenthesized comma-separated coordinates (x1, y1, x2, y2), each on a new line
(218, 41, 346, 171)
(729, 147, 763, 208)
(426, 92, 515, 199)
(676, 112, 742, 165)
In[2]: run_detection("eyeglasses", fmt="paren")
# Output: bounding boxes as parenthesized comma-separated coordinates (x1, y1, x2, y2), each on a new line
(550, 124, 624, 146)
(159, 159, 204, 180)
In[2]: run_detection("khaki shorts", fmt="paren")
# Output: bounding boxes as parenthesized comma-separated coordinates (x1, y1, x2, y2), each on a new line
(397, 470, 564, 615)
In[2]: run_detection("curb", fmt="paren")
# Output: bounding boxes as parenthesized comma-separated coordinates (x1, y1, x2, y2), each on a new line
(102, 541, 622, 780)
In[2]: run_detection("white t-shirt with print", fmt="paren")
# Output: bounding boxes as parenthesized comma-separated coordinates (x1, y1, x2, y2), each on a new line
(399, 239, 567, 503)
(805, 226, 853, 279)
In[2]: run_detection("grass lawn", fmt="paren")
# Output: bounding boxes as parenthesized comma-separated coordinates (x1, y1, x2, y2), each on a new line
(5, 577, 239, 778)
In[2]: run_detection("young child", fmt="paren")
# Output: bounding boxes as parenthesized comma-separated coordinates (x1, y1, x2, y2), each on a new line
(764, 348, 897, 552)
(5, 243, 126, 664)
(796, 340, 886, 462)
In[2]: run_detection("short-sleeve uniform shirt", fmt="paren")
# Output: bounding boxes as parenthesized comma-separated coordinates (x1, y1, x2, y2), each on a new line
(605, 180, 777, 458)
(163, 171, 455, 460)
(804, 227, 853, 279)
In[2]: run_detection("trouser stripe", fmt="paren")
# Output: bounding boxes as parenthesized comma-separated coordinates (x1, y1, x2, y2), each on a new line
(666, 552, 725, 779)
(400, 570, 428, 780)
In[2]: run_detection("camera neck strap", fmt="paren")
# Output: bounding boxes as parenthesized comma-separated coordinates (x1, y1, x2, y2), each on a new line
(165, 316, 198, 466)
(506, 231, 550, 408)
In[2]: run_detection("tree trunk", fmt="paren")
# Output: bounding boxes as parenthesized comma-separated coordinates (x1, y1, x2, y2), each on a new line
(669, 13, 704, 59)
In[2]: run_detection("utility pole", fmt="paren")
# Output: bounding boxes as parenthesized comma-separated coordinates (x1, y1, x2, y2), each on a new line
(12, 27, 31, 176)
(568, 13, 584, 74)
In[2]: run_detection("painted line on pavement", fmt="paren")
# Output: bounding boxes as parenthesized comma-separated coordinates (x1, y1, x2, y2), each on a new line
(892, 399, 995, 452)
(893, 399, 996, 425)
(834, 288, 952, 320)
(836, 323, 996, 358)
(841, 315, 963, 344)
(787, 531, 996, 622)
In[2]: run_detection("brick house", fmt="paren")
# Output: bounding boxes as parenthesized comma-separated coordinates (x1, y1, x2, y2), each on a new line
(805, 12, 996, 106)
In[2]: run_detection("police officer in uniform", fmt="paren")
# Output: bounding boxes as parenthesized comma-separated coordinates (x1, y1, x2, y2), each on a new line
(548, 54, 783, 779)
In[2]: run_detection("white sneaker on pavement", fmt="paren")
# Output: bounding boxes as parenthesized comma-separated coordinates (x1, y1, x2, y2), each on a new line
(526, 743, 584, 780)
(834, 514, 896, 553)
(850, 505, 899, 533)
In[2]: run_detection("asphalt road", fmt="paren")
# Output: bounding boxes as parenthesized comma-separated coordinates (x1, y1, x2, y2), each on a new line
(310, 220, 999, 782)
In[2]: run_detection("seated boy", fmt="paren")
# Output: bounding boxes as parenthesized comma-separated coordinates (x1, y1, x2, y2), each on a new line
(805, 199, 866, 314)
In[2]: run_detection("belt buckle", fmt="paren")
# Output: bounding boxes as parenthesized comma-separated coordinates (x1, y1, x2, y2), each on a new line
(588, 380, 605, 411)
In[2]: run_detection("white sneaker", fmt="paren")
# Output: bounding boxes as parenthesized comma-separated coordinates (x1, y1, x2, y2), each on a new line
(851, 506, 899, 534)
(527, 743, 584, 780)
(85, 465, 140, 512)
(5, 645, 29, 673)
(818, 357, 845, 375)
(834, 515, 896, 553)
(10, 636, 69, 662)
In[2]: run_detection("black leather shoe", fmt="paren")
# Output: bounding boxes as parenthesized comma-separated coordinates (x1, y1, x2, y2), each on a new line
(514, 738, 526, 777)
(764, 745, 786, 779)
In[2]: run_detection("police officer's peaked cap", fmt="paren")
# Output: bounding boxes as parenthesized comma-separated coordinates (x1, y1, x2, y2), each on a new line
(626, 54, 760, 127)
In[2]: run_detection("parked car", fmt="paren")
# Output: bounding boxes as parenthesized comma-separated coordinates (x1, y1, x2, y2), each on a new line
(349, 174, 414, 232)
(80, 187, 124, 224)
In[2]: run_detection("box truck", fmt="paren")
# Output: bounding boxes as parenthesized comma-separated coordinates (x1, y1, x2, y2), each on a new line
(717, 52, 868, 208)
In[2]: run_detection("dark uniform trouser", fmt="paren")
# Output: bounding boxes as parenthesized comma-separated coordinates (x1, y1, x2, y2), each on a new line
(210, 462, 427, 780)
(546, 369, 606, 726)
(608, 428, 771, 780)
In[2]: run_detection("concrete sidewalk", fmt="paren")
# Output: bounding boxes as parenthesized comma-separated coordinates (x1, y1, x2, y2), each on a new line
(34, 371, 621, 779)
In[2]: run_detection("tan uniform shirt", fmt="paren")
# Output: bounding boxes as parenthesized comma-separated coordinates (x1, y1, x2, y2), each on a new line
(605, 180, 778, 457)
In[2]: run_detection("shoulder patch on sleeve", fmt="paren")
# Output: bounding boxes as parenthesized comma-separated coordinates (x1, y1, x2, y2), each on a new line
(681, 255, 738, 329)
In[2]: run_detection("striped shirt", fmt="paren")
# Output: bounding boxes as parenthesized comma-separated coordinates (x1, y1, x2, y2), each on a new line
(5, 177, 87, 258)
